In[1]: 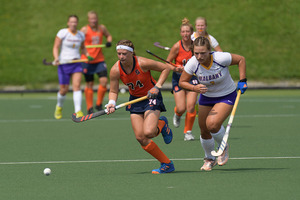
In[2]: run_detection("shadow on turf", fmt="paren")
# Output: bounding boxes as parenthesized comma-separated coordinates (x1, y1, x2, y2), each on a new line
(214, 167, 287, 172)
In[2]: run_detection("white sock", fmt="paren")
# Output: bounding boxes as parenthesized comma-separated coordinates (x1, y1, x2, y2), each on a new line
(73, 90, 82, 113)
(200, 136, 215, 160)
(57, 92, 66, 107)
(211, 125, 225, 146)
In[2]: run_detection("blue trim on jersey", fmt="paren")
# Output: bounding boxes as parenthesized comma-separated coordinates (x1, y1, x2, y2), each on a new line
(213, 61, 226, 68)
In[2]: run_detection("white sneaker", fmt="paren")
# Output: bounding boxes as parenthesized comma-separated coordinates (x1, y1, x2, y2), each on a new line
(200, 159, 217, 171)
(173, 113, 181, 128)
(217, 144, 229, 166)
(184, 131, 195, 141)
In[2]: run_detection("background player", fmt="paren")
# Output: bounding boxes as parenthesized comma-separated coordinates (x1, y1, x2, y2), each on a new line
(166, 18, 198, 141)
(191, 17, 223, 52)
(81, 11, 113, 114)
(106, 40, 175, 174)
(53, 15, 92, 119)
(179, 36, 247, 171)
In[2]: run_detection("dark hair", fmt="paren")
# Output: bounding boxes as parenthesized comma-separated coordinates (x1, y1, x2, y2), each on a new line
(192, 36, 211, 53)
(68, 15, 79, 22)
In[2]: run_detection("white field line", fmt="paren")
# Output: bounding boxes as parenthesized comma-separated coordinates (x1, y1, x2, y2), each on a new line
(0, 113, 299, 123)
(0, 156, 299, 165)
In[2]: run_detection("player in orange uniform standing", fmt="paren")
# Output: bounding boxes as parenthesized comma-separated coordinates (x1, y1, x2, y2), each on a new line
(81, 11, 112, 114)
(106, 40, 175, 174)
(166, 18, 198, 141)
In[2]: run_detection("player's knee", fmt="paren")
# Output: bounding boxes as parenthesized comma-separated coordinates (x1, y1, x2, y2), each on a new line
(207, 122, 221, 133)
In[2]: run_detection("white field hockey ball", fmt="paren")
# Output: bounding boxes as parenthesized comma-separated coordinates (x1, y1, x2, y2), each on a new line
(43, 168, 51, 176)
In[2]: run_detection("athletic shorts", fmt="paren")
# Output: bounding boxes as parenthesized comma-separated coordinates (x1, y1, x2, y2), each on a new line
(198, 90, 237, 106)
(82, 61, 107, 82)
(172, 72, 199, 93)
(126, 92, 166, 114)
(57, 63, 82, 85)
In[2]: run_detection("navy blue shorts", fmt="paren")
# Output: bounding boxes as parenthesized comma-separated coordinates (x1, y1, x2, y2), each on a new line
(172, 72, 199, 93)
(198, 90, 237, 106)
(82, 61, 107, 82)
(126, 92, 166, 114)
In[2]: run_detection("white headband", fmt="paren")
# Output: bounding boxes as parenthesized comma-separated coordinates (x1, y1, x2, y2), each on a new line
(116, 45, 133, 52)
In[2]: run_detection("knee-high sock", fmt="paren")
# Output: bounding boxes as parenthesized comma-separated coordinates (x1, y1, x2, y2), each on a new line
(156, 119, 166, 136)
(57, 92, 66, 107)
(73, 90, 82, 113)
(211, 125, 225, 146)
(142, 140, 171, 164)
(84, 87, 94, 110)
(174, 107, 183, 117)
(96, 85, 107, 106)
(200, 136, 215, 160)
(184, 110, 196, 133)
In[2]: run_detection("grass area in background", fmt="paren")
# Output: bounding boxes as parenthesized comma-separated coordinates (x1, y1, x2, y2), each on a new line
(0, 0, 299, 88)
(0, 90, 299, 199)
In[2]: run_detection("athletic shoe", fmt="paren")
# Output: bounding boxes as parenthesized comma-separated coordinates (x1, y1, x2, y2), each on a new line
(217, 144, 229, 166)
(87, 107, 94, 114)
(76, 111, 84, 118)
(200, 159, 217, 171)
(159, 116, 173, 144)
(152, 161, 175, 174)
(173, 113, 181, 128)
(184, 131, 195, 141)
(54, 105, 62, 119)
(95, 104, 102, 111)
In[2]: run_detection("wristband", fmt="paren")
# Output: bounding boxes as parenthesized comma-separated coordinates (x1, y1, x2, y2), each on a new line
(108, 100, 116, 106)
(239, 78, 247, 82)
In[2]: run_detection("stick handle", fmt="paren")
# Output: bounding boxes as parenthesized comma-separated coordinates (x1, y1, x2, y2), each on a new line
(115, 96, 148, 109)
(227, 90, 241, 124)
(146, 50, 177, 67)
(72, 96, 148, 123)
(86, 44, 106, 48)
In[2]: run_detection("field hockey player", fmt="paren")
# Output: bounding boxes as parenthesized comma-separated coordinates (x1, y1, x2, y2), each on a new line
(80, 11, 113, 114)
(52, 15, 93, 120)
(106, 40, 175, 174)
(179, 36, 247, 171)
(166, 17, 198, 141)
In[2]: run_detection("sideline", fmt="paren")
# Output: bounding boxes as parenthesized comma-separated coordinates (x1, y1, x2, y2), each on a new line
(0, 156, 299, 165)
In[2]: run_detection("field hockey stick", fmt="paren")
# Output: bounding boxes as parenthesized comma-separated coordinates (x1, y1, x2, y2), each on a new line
(72, 95, 148, 123)
(211, 90, 242, 157)
(153, 42, 170, 51)
(146, 50, 177, 67)
(85, 44, 106, 48)
(42, 58, 88, 66)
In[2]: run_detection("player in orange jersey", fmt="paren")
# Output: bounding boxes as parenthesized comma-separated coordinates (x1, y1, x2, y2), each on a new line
(106, 40, 175, 174)
(166, 18, 198, 141)
(81, 11, 112, 114)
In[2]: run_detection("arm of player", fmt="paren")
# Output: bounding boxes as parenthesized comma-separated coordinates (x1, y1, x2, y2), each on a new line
(166, 42, 184, 72)
(106, 63, 120, 114)
(52, 36, 62, 65)
(231, 54, 247, 94)
(101, 25, 113, 47)
(179, 71, 207, 93)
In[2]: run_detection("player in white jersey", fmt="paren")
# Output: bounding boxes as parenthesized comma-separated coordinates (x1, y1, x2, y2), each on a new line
(53, 15, 93, 120)
(191, 17, 222, 52)
(179, 36, 247, 171)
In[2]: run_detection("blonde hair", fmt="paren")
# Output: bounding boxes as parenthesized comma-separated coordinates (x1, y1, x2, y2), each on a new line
(87, 10, 98, 17)
(116, 39, 136, 56)
(181, 17, 193, 32)
(192, 36, 211, 53)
